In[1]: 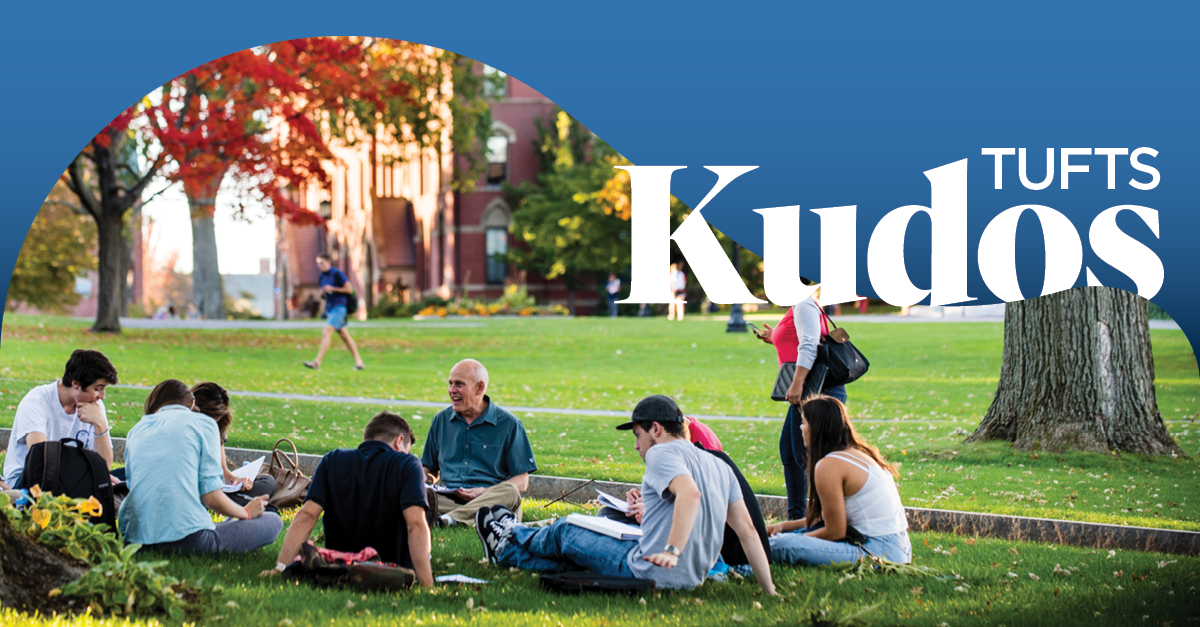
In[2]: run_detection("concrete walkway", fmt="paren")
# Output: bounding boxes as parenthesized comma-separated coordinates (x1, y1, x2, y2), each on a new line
(105, 315, 1181, 331)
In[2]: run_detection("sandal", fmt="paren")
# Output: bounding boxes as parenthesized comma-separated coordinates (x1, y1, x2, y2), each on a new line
(303, 361, 320, 370)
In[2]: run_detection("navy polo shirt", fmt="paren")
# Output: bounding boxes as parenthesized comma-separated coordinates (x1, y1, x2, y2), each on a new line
(420, 395, 537, 489)
(319, 268, 349, 311)
(305, 440, 427, 568)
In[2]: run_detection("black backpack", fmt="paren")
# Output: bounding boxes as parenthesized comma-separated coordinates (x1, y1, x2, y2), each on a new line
(540, 572, 655, 595)
(22, 438, 117, 529)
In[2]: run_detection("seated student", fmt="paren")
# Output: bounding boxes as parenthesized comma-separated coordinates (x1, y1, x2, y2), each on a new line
(190, 382, 276, 508)
(422, 359, 537, 527)
(3, 350, 118, 489)
(262, 411, 433, 586)
(475, 395, 777, 594)
(685, 415, 722, 451)
(600, 418, 770, 568)
(118, 379, 282, 554)
(767, 395, 911, 565)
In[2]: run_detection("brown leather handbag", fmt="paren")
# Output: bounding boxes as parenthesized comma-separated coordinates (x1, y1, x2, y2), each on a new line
(266, 438, 310, 508)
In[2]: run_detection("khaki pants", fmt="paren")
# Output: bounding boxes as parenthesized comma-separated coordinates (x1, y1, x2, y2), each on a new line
(435, 482, 522, 526)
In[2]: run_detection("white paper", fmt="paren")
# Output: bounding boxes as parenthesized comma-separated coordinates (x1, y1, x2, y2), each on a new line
(232, 456, 266, 481)
(223, 456, 266, 492)
(596, 489, 630, 513)
(426, 484, 460, 494)
(436, 574, 489, 584)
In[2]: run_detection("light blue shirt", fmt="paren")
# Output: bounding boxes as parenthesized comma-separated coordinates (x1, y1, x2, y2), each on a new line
(117, 405, 225, 545)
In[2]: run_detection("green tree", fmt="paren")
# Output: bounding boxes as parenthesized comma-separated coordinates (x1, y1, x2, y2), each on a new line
(506, 111, 638, 314)
(9, 181, 98, 313)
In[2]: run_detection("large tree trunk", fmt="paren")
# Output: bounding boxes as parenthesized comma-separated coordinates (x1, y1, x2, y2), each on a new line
(0, 513, 86, 612)
(186, 172, 227, 320)
(92, 210, 125, 334)
(968, 286, 1182, 456)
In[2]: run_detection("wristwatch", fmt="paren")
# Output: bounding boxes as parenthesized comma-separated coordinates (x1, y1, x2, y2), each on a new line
(274, 562, 287, 572)
(663, 544, 682, 557)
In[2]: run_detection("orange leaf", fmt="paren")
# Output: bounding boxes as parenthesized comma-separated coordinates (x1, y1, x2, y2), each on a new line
(31, 508, 51, 529)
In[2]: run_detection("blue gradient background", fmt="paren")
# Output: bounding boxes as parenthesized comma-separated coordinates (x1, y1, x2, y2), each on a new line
(1, 2, 1196, 344)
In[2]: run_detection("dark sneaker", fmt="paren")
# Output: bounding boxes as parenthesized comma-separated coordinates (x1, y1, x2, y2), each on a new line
(476, 506, 519, 564)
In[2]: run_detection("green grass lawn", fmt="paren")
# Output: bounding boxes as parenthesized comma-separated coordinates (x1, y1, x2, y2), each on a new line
(5, 501, 1200, 627)
(2, 314, 1198, 626)
(1, 314, 1198, 531)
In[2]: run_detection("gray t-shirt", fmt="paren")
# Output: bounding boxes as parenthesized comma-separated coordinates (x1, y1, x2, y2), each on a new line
(627, 438, 741, 588)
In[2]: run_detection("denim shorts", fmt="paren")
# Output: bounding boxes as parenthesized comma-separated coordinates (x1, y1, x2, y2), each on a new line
(326, 305, 348, 330)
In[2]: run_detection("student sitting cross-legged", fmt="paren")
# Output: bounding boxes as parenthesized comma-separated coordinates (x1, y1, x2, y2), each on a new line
(475, 395, 777, 594)
(118, 379, 283, 554)
(262, 411, 433, 586)
(766, 395, 911, 565)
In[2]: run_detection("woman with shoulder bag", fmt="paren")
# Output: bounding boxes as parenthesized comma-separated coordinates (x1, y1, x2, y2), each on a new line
(752, 279, 845, 521)
(191, 382, 277, 510)
(765, 395, 910, 565)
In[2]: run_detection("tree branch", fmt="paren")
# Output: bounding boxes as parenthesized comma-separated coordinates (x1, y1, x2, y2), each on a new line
(65, 158, 101, 221)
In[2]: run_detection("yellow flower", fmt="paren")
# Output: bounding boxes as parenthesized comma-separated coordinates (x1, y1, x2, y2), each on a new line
(75, 496, 103, 518)
(31, 508, 51, 529)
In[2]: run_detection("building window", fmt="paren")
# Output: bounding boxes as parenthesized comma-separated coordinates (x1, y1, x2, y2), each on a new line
(486, 135, 509, 186)
(483, 65, 507, 99)
(486, 227, 508, 284)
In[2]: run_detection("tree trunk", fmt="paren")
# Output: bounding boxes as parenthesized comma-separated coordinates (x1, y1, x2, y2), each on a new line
(119, 218, 132, 318)
(0, 513, 87, 612)
(968, 286, 1182, 456)
(187, 172, 227, 320)
(92, 212, 125, 333)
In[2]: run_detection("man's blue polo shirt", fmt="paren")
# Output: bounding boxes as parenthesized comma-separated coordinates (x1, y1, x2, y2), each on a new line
(305, 440, 427, 568)
(420, 395, 537, 489)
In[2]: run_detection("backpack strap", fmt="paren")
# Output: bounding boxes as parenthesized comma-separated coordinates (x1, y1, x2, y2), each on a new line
(42, 440, 62, 493)
(82, 447, 116, 527)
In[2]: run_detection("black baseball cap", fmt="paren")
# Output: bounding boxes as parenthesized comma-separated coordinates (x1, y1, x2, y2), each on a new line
(616, 395, 685, 430)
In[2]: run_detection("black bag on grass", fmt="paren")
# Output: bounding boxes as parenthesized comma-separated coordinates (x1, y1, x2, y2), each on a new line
(22, 437, 116, 528)
(540, 572, 655, 595)
(284, 541, 415, 591)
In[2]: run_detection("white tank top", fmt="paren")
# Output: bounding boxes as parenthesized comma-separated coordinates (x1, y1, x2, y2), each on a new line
(825, 451, 908, 537)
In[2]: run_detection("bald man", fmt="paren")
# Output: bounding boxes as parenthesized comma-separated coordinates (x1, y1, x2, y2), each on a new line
(420, 359, 537, 527)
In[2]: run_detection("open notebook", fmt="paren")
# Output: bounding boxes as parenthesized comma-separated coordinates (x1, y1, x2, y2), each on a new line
(564, 513, 643, 541)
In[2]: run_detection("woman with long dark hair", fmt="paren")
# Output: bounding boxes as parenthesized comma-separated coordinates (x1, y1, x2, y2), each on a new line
(190, 382, 276, 508)
(118, 379, 282, 554)
(766, 395, 910, 564)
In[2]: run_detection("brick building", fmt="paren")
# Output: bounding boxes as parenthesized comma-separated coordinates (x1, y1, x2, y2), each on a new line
(274, 66, 596, 320)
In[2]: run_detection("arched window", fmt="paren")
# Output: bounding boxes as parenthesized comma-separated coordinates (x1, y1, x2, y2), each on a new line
(486, 122, 517, 188)
(483, 200, 511, 284)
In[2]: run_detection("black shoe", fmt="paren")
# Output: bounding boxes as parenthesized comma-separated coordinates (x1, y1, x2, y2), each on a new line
(476, 505, 518, 564)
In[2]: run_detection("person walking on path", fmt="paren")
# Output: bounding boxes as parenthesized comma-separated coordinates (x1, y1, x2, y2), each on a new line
(303, 254, 365, 371)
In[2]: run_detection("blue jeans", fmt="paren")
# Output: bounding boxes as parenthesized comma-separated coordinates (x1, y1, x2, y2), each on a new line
(607, 295, 618, 317)
(770, 529, 911, 565)
(780, 385, 846, 520)
(326, 305, 348, 330)
(496, 518, 637, 576)
(141, 512, 283, 555)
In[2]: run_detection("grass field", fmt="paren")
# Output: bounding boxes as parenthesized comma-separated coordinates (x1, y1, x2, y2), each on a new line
(1, 314, 1198, 626)
(4, 501, 1200, 627)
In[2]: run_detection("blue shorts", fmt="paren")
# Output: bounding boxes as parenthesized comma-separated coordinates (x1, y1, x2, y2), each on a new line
(326, 305, 348, 330)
